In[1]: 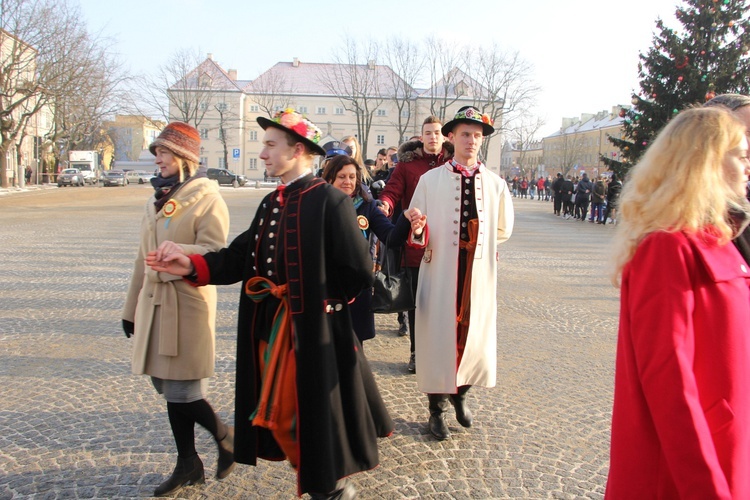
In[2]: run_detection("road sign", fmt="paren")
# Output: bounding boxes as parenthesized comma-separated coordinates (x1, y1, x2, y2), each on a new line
(232, 148, 240, 159)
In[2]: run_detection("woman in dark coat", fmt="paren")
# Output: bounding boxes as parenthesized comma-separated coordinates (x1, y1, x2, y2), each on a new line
(322, 154, 422, 343)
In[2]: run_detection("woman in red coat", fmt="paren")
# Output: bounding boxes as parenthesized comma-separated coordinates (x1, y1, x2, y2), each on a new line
(606, 106, 750, 499)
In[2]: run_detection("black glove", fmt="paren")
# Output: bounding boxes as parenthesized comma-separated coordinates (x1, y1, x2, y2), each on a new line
(122, 319, 135, 338)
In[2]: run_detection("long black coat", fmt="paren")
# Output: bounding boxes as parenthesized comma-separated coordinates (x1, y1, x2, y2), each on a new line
(198, 176, 393, 495)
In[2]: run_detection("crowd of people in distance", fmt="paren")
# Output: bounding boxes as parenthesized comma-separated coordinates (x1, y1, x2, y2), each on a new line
(509, 173, 623, 224)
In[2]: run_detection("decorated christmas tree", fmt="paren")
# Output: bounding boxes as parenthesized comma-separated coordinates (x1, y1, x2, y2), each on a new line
(602, 0, 750, 178)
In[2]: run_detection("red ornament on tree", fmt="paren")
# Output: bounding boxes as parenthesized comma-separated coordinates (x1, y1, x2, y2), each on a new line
(705, 91, 716, 101)
(675, 56, 689, 69)
(619, 108, 627, 118)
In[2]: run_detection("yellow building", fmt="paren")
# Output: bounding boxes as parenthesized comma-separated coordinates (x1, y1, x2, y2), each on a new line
(104, 115, 166, 168)
(501, 140, 543, 179)
(542, 107, 627, 178)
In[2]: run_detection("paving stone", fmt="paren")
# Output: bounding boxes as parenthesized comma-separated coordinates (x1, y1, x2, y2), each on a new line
(0, 190, 617, 498)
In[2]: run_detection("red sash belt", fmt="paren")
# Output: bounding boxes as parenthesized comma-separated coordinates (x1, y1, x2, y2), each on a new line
(245, 276, 292, 430)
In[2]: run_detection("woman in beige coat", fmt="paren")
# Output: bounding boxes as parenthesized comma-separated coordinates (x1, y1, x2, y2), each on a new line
(121, 122, 232, 497)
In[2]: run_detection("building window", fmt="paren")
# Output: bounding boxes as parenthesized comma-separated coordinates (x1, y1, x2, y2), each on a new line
(200, 157, 208, 167)
(218, 157, 226, 168)
(200, 129, 209, 139)
(216, 103, 227, 111)
(401, 109, 410, 118)
(335, 107, 344, 115)
(377, 109, 386, 117)
(249, 158, 257, 170)
(376, 135, 385, 145)
(199, 102, 208, 110)
(218, 129, 225, 140)
(249, 130, 258, 141)
(298, 106, 308, 114)
(250, 105, 259, 112)
(316, 107, 326, 115)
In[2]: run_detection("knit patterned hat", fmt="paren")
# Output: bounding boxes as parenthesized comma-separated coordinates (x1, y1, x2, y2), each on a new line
(149, 122, 201, 163)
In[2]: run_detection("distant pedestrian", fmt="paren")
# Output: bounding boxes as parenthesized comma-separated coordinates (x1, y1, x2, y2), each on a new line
(590, 176, 607, 223)
(552, 173, 564, 215)
(603, 173, 622, 224)
(561, 175, 575, 219)
(574, 173, 592, 221)
(25, 165, 32, 184)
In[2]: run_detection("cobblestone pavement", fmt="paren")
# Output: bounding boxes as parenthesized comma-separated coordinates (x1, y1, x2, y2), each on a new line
(0, 186, 619, 499)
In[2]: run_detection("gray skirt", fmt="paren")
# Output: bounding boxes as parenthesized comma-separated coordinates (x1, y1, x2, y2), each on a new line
(151, 376, 207, 403)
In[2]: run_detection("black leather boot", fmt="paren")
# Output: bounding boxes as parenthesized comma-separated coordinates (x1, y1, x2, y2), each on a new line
(154, 454, 205, 497)
(428, 394, 450, 440)
(449, 385, 473, 428)
(216, 426, 235, 479)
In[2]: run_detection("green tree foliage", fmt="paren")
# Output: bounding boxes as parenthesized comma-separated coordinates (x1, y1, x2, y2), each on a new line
(603, 0, 750, 178)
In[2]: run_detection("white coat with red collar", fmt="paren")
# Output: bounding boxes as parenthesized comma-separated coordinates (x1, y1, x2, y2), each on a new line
(408, 162, 514, 394)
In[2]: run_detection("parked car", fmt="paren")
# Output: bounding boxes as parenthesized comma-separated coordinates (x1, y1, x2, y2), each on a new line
(57, 168, 85, 187)
(136, 171, 155, 184)
(103, 170, 140, 186)
(206, 168, 246, 187)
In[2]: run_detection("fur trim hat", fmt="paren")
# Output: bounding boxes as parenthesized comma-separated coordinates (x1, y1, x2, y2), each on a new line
(149, 122, 201, 164)
(441, 106, 495, 136)
(257, 108, 326, 156)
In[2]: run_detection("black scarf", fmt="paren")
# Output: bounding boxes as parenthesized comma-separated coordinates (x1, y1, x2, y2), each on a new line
(152, 167, 208, 212)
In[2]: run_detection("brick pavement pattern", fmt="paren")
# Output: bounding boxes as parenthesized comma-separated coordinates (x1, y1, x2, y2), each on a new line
(0, 186, 619, 499)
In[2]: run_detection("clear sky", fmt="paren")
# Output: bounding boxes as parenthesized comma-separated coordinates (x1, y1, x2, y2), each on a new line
(77, 0, 682, 138)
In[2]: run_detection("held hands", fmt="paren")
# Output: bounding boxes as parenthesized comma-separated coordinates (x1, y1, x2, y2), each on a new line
(404, 207, 426, 236)
(145, 240, 192, 276)
(378, 200, 391, 215)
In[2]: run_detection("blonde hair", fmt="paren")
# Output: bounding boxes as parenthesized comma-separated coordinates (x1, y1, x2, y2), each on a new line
(178, 157, 199, 182)
(341, 135, 370, 182)
(611, 106, 748, 285)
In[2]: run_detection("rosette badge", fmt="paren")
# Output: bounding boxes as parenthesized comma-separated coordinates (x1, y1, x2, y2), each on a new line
(162, 200, 179, 228)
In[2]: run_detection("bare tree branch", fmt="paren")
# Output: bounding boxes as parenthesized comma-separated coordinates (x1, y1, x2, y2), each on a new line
(382, 37, 422, 143)
(318, 36, 384, 158)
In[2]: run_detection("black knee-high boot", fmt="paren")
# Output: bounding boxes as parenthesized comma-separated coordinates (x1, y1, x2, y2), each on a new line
(181, 399, 235, 479)
(449, 385, 473, 428)
(427, 394, 450, 440)
(155, 403, 205, 497)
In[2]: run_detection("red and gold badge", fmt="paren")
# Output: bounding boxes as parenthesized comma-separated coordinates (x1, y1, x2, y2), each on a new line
(163, 200, 178, 217)
(357, 215, 369, 231)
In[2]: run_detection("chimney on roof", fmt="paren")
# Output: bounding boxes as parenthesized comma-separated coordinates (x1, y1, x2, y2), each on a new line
(367, 60, 376, 70)
(207, 53, 213, 60)
(293, 57, 300, 67)
(228, 69, 237, 81)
